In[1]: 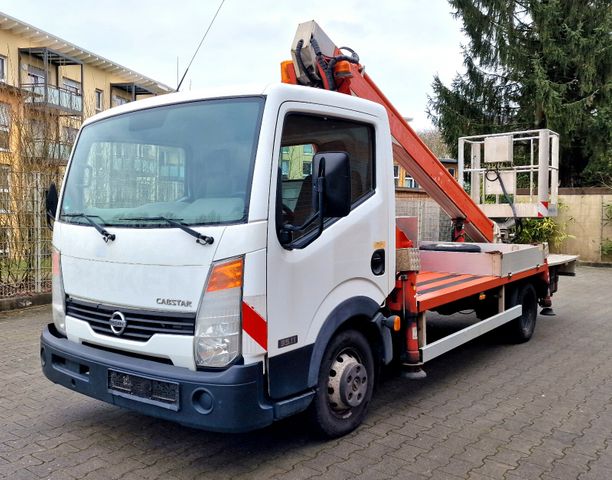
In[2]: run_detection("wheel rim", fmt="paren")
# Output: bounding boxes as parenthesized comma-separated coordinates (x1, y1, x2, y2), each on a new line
(327, 348, 368, 413)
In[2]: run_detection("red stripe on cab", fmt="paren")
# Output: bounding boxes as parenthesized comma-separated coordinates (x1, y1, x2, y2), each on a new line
(242, 302, 267, 350)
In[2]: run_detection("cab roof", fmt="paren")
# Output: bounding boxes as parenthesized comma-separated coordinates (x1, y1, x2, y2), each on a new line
(82, 83, 385, 127)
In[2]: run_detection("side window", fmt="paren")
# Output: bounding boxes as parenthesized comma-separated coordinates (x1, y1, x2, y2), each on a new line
(280, 144, 316, 221)
(277, 113, 375, 246)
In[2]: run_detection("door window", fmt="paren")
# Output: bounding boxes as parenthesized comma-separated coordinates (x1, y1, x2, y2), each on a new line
(277, 113, 374, 245)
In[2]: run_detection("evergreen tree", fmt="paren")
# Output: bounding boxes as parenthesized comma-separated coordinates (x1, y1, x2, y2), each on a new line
(428, 0, 611, 186)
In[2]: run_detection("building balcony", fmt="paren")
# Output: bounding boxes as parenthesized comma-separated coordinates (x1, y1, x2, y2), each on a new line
(18, 47, 83, 116)
(21, 83, 83, 115)
(24, 140, 72, 163)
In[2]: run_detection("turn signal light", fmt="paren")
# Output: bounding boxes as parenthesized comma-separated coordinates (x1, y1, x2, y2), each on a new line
(206, 258, 243, 292)
(382, 315, 401, 332)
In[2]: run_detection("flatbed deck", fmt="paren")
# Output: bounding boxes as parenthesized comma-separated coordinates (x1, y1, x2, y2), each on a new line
(416, 271, 497, 311)
(415, 265, 550, 312)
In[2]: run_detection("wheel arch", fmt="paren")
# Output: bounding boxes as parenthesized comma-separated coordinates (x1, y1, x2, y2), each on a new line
(505, 274, 548, 306)
(307, 296, 384, 388)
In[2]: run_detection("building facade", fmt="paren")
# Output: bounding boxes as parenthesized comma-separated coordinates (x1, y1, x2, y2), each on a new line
(0, 11, 171, 170)
(0, 12, 171, 298)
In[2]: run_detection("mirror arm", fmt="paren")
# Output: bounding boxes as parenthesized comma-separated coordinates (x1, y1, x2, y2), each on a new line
(282, 212, 319, 233)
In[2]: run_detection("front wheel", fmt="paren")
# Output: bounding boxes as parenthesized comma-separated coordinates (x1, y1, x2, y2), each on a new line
(309, 329, 375, 438)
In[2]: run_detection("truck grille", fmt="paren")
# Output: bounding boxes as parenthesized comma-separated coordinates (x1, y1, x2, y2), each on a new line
(66, 298, 196, 342)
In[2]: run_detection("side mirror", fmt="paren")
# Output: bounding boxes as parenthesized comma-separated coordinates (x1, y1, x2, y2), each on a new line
(45, 182, 58, 230)
(279, 151, 352, 249)
(312, 151, 351, 218)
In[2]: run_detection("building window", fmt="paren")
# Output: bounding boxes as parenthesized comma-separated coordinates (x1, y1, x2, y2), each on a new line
(0, 165, 9, 214)
(404, 174, 419, 189)
(63, 78, 81, 95)
(29, 118, 46, 139)
(0, 56, 6, 82)
(281, 159, 289, 178)
(112, 95, 129, 107)
(393, 165, 399, 187)
(62, 126, 79, 144)
(27, 65, 45, 85)
(448, 167, 455, 178)
(0, 103, 10, 151)
(95, 89, 104, 112)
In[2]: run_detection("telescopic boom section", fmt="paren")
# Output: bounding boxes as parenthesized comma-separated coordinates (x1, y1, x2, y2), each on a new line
(282, 21, 495, 243)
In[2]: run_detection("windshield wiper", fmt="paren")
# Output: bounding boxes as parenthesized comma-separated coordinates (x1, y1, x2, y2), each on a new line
(62, 213, 116, 243)
(117, 216, 214, 245)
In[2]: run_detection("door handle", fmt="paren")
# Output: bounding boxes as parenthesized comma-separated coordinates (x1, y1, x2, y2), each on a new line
(371, 249, 385, 276)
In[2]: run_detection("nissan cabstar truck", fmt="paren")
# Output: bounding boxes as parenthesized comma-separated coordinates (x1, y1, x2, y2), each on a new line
(41, 21, 575, 437)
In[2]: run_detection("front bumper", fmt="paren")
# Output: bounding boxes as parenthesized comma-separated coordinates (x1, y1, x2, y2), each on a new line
(41, 324, 312, 433)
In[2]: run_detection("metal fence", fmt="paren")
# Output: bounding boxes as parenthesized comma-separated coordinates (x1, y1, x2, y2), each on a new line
(0, 169, 63, 298)
(396, 197, 452, 242)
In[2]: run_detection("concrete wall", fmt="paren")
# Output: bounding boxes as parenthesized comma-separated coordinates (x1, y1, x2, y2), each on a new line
(554, 190, 612, 264)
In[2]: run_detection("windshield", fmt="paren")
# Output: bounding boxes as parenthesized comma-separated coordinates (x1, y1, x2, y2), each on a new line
(60, 97, 264, 227)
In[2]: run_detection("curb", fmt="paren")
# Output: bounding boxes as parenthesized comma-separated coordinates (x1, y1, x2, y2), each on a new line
(0, 293, 52, 312)
(578, 261, 612, 268)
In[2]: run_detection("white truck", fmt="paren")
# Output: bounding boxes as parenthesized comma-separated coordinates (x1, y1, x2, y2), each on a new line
(41, 22, 575, 437)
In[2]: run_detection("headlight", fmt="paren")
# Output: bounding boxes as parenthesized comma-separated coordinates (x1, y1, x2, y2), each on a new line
(194, 257, 243, 368)
(51, 248, 66, 335)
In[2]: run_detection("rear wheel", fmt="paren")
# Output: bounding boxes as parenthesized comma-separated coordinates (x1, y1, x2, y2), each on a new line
(504, 283, 538, 343)
(309, 329, 374, 438)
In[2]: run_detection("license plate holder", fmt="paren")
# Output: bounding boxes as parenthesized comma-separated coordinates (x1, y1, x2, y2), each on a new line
(108, 369, 179, 410)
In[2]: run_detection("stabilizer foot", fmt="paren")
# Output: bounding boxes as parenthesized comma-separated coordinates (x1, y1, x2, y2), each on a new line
(401, 364, 427, 380)
(540, 307, 556, 316)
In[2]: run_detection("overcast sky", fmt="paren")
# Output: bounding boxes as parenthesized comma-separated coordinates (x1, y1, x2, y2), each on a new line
(2, 0, 465, 130)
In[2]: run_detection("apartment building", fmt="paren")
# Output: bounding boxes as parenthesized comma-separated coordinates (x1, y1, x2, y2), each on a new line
(0, 12, 172, 297)
(0, 11, 171, 169)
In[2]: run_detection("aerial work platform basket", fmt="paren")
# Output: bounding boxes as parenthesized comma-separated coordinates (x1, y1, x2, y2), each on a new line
(458, 129, 560, 219)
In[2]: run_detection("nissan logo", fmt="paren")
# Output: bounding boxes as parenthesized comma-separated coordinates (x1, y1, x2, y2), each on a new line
(109, 311, 127, 336)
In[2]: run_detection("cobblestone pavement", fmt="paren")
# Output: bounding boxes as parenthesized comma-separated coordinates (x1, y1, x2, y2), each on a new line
(1, 266, 611, 480)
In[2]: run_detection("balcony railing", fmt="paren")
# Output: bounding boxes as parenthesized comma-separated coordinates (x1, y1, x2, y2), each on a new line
(25, 140, 72, 163)
(21, 83, 82, 114)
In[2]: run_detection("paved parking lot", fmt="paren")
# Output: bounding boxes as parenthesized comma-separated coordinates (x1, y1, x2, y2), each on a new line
(1, 266, 611, 480)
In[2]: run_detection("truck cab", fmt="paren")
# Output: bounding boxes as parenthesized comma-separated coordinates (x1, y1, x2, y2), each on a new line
(42, 83, 396, 435)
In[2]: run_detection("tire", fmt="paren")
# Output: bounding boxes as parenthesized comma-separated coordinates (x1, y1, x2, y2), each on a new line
(504, 283, 538, 343)
(308, 329, 375, 438)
